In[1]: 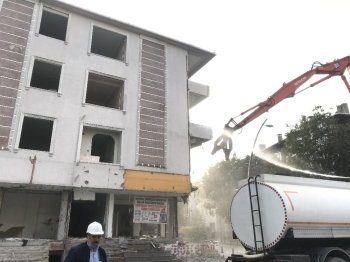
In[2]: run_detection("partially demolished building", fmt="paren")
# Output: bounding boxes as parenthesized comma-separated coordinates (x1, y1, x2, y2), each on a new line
(0, 0, 214, 260)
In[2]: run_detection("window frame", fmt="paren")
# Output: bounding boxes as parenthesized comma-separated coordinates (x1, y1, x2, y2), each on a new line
(14, 113, 57, 156)
(76, 123, 124, 166)
(87, 22, 129, 65)
(26, 56, 65, 96)
(82, 69, 126, 112)
(35, 3, 71, 44)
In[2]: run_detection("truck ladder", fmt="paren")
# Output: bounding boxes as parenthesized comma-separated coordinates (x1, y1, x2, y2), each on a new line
(248, 175, 266, 254)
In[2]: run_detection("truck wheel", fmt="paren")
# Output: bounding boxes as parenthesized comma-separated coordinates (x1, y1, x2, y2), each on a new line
(325, 257, 346, 262)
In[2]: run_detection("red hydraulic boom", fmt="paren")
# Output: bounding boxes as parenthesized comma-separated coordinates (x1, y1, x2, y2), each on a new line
(212, 56, 350, 160)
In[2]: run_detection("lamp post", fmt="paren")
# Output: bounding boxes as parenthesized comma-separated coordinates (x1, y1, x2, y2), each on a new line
(247, 118, 273, 178)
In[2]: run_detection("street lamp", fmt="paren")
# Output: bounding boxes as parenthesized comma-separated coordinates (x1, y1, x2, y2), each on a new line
(247, 118, 273, 178)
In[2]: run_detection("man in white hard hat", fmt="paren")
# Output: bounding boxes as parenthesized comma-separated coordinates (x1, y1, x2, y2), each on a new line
(64, 221, 107, 262)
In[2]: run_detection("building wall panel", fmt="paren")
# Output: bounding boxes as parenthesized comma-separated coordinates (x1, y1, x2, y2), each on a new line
(142, 71, 165, 83)
(0, 40, 25, 55)
(0, 191, 61, 239)
(139, 113, 164, 126)
(0, 58, 22, 71)
(141, 92, 164, 105)
(137, 39, 166, 167)
(140, 99, 164, 111)
(0, 95, 15, 107)
(0, 48, 24, 62)
(7, 0, 34, 8)
(0, 0, 34, 148)
(0, 105, 14, 117)
(141, 57, 165, 70)
(142, 64, 165, 76)
(140, 122, 164, 133)
(140, 107, 164, 118)
(142, 51, 164, 64)
(0, 31, 27, 46)
(0, 15, 31, 31)
(141, 85, 164, 97)
(124, 170, 190, 194)
(0, 136, 8, 145)
(138, 154, 164, 166)
(142, 44, 164, 57)
(2, 1, 34, 15)
(0, 77, 19, 88)
(1, 8, 32, 23)
(143, 39, 164, 50)
(0, 115, 12, 126)
(139, 138, 163, 148)
(0, 86, 17, 97)
(0, 23, 29, 38)
(141, 78, 164, 90)
(0, 126, 10, 136)
(139, 146, 163, 157)
(0, 66, 21, 79)
(139, 130, 164, 141)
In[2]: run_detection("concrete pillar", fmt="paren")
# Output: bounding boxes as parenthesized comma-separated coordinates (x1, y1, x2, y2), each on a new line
(57, 191, 71, 240)
(166, 197, 176, 238)
(160, 224, 166, 237)
(174, 197, 178, 238)
(133, 223, 141, 237)
(104, 193, 114, 238)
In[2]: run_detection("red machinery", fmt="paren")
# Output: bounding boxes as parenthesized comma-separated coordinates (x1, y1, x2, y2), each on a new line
(211, 56, 350, 160)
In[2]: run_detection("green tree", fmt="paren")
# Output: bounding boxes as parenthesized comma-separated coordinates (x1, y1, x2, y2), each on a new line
(283, 106, 350, 176)
(201, 154, 296, 222)
(177, 202, 190, 227)
(201, 156, 246, 223)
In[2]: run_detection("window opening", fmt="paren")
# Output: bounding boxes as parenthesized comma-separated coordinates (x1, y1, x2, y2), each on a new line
(39, 9, 68, 41)
(91, 26, 126, 61)
(86, 73, 124, 110)
(0, 190, 61, 239)
(80, 126, 122, 165)
(19, 117, 54, 152)
(113, 205, 133, 237)
(91, 134, 115, 163)
(68, 194, 106, 237)
(30, 60, 62, 92)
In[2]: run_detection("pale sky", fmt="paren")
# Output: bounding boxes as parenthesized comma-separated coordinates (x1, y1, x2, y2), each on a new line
(64, 0, 350, 182)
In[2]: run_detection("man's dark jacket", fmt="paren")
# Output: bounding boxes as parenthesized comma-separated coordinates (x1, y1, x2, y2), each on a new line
(64, 242, 107, 262)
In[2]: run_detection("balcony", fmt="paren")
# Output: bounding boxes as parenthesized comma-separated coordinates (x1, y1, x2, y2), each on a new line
(190, 123, 212, 149)
(188, 80, 209, 109)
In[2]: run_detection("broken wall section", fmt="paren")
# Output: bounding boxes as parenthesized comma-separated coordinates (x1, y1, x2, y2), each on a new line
(0, 239, 50, 262)
(80, 126, 122, 164)
(0, 189, 61, 239)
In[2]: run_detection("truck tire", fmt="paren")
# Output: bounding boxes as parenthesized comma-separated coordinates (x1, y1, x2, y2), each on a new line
(325, 257, 346, 262)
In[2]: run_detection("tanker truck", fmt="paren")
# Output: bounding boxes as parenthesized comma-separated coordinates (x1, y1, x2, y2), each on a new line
(228, 174, 350, 262)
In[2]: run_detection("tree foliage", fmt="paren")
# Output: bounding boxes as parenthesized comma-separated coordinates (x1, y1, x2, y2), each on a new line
(283, 106, 350, 176)
(184, 223, 211, 242)
(201, 155, 289, 222)
(200, 106, 350, 223)
(178, 204, 211, 242)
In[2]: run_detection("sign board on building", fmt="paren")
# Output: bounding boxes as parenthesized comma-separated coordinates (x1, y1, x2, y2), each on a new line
(133, 197, 168, 224)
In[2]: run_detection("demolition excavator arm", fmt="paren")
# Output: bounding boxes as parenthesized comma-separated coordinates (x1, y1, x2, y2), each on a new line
(212, 56, 350, 160)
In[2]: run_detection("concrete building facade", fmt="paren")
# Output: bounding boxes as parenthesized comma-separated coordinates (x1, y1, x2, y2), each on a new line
(0, 0, 214, 260)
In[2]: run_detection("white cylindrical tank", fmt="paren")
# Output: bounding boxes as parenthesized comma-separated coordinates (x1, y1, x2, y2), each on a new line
(231, 174, 350, 251)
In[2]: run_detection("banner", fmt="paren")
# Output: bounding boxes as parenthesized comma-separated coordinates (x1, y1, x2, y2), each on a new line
(133, 197, 168, 224)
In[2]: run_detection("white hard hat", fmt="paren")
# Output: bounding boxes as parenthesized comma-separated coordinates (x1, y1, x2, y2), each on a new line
(86, 221, 104, 235)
